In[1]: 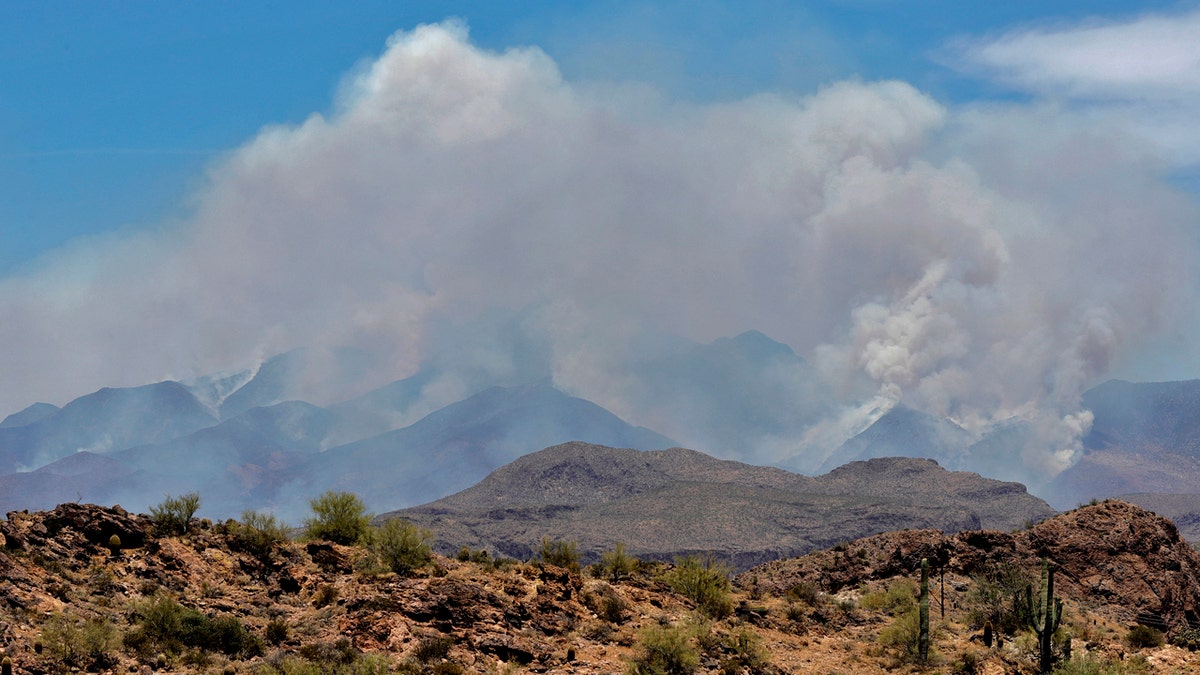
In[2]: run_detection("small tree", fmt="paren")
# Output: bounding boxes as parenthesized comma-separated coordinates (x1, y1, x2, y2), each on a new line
(149, 492, 201, 535)
(304, 491, 371, 545)
(369, 518, 432, 575)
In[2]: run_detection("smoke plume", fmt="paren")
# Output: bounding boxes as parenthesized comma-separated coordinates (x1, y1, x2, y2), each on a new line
(1, 22, 1196, 486)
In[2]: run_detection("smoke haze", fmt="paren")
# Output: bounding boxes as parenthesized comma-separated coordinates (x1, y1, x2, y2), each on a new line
(1, 22, 1197, 486)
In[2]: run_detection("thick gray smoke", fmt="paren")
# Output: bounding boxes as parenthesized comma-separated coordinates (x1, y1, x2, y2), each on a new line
(0, 22, 1196, 485)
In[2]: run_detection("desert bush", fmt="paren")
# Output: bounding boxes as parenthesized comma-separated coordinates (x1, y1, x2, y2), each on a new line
(537, 536, 581, 572)
(265, 617, 289, 646)
(304, 491, 372, 545)
(41, 613, 119, 669)
(594, 542, 638, 581)
(665, 555, 734, 619)
(149, 492, 201, 535)
(232, 510, 290, 558)
(313, 584, 339, 608)
(87, 563, 121, 595)
(878, 606, 938, 663)
(965, 560, 1030, 635)
(126, 593, 262, 656)
(859, 578, 917, 615)
(785, 602, 807, 623)
(1050, 652, 1148, 675)
(297, 637, 360, 665)
(1172, 626, 1200, 651)
(584, 583, 629, 623)
(368, 518, 433, 575)
(952, 650, 983, 675)
(1125, 624, 1164, 649)
(455, 546, 492, 563)
(786, 582, 820, 606)
(258, 650, 392, 674)
(626, 623, 700, 675)
(411, 635, 453, 663)
(719, 629, 769, 675)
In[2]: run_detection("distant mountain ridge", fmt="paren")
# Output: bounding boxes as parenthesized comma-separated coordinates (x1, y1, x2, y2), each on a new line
(390, 441, 1055, 570)
(0, 380, 675, 521)
(4, 330, 1200, 521)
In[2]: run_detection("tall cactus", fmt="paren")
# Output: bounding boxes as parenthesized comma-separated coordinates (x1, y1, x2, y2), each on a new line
(1016, 558, 1062, 673)
(918, 557, 930, 662)
(2, 654, 11, 675)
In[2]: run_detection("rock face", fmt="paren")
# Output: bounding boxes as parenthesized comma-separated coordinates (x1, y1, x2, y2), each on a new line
(740, 500, 1200, 630)
(1, 502, 148, 553)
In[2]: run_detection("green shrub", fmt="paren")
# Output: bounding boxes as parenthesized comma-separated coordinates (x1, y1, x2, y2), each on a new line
(265, 617, 289, 645)
(595, 542, 638, 581)
(297, 637, 359, 666)
(41, 613, 119, 669)
(1125, 624, 1164, 649)
(411, 635, 453, 663)
(665, 555, 734, 619)
(860, 578, 917, 615)
(232, 510, 290, 558)
(1172, 626, 1200, 651)
(369, 518, 433, 575)
(149, 492, 201, 535)
(313, 584, 339, 608)
(126, 593, 261, 656)
(304, 491, 372, 545)
(965, 560, 1030, 635)
(953, 650, 983, 675)
(626, 624, 699, 675)
(1050, 652, 1144, 674)
(537, 536, 581, 573)
(255, 653, 393, 675)
(719, 629, 769, 674)
(583, 583, 629, 623)
(786, 582, 820, 606)
(878, 606, 935, 662)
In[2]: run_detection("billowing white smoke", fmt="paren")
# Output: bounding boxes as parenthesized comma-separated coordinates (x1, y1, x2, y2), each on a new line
(0, 22, 1195, 486)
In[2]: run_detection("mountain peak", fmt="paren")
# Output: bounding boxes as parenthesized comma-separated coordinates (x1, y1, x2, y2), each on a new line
(0, 402, 60, 429)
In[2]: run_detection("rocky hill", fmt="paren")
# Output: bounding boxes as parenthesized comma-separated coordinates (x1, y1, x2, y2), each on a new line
(387, 442, 1056, 570)
(1, 501, 1198, 673)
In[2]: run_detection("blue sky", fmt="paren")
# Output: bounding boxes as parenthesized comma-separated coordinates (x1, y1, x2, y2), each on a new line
(2, 0, 1200, 477)
(2, 0, 1193, 271)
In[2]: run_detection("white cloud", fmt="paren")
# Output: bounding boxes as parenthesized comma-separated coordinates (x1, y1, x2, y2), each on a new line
(953, 8, 1200, 164)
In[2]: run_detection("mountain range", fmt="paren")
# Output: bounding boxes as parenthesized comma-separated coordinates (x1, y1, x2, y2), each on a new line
(3, 330, 1200, 524)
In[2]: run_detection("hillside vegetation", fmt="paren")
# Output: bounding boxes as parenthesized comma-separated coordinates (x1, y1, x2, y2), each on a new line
(1, 499, 1198, 673)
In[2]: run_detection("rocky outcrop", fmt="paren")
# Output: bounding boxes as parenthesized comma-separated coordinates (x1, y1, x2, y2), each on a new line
(3, 501, 1200, 673)
(740, 500, 1200, 630)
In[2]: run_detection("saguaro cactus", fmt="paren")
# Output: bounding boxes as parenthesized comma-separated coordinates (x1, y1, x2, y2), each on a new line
(918, 557, 930, 661)
(2, 654, 12, 675)
(1017, 558, 1062, 673)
